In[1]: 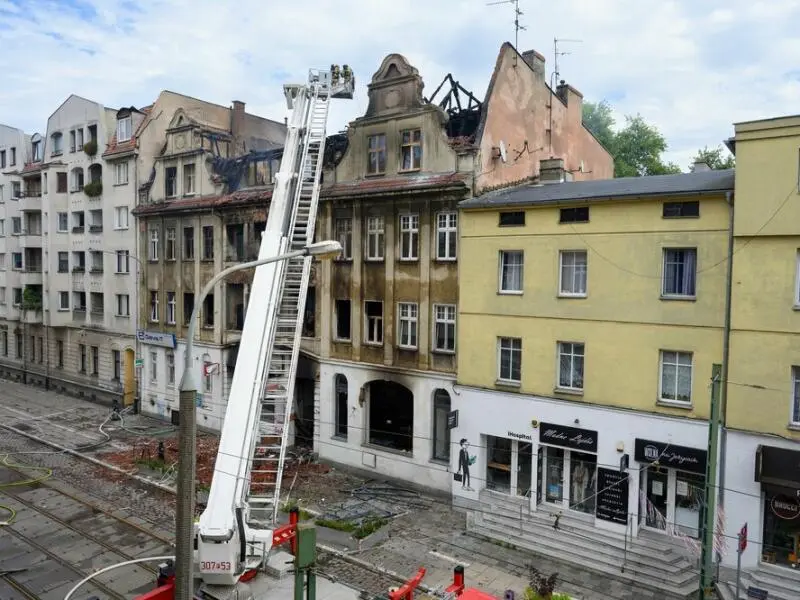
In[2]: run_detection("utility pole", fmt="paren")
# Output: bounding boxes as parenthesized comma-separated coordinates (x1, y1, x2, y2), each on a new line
(294, 521, 317, 600)
(699, 363, 722, 599)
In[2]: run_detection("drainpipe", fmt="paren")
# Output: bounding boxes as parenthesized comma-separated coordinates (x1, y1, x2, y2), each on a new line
(718, 190, 734, 512)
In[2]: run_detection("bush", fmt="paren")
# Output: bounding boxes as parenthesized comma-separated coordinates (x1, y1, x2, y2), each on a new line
(84, 180, 102, 197)
(83, 140, 98, 156)
(21, 286, 42, 311)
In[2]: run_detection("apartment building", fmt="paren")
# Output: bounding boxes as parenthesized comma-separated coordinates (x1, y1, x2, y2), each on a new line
(308, 45, 612, 492)
(454, 167, 735, 595)
(721, 115, 800, 580)
(132, 93, 285, 431)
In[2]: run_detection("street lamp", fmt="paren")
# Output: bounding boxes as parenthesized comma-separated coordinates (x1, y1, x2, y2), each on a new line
(174, 239, 341, 599)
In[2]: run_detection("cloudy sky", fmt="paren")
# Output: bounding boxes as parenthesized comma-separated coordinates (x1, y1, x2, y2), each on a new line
(1, 0, 799, 170)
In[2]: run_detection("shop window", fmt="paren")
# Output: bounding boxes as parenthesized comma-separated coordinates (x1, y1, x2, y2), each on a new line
(641, 466, 669, 531)
(674, 470, 704, 538)
(432, 389, 451, 462)
(544, 446, 564, 503)
(334, 374, 348, 439)
(486, 436, 512, 494)
(569, 452, 597, 514)
(762, 490, 800, 566)
(367, 380, 413, 452)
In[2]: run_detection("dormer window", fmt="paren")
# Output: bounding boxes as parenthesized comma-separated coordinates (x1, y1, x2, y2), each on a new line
(400, 129, 422, 171)
(366, 134, 386, 175)
(32, 140, 41, 162)
(117, 116, 132, 142)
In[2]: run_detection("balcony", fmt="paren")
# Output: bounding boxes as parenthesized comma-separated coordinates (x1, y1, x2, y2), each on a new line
(88, 224, 103, 234)
(20, 267, 43, 286)
(19, 192, 42, 212)
(19, 229, 42, 248)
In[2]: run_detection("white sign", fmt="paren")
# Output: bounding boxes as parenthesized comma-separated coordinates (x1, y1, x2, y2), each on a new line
(136, 330, 177, 349)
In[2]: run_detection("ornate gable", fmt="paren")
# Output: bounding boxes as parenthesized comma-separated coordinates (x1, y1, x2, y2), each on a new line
(364, 53, 425, 119)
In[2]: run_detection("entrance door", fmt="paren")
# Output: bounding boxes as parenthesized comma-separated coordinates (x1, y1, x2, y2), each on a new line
(123, 348, 136, 407)
(517, 442, 533, 498)
(642, 467, 668, 530)
(536, 447, 543, 504)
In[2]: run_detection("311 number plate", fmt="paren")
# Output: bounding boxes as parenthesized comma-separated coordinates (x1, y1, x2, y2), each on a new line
(200, 561, 232, 572)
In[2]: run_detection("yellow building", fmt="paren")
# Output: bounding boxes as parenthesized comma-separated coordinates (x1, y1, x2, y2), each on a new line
(722, 115, 800, 577)
(450, 159, 735, 595)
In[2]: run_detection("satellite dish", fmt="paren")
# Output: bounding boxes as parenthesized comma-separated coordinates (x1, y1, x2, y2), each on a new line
(498, 140, 508, 163)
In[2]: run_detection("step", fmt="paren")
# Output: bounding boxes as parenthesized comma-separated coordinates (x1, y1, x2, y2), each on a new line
(469, 515, 698, 599)
(732, 566, 800, 600)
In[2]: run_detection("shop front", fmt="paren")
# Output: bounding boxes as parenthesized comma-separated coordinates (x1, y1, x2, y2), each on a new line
(754, 444, 800, 569)
(634, 438, 707, 538)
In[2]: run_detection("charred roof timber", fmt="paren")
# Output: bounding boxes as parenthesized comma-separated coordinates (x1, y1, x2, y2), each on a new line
(425, 74, 483, 139)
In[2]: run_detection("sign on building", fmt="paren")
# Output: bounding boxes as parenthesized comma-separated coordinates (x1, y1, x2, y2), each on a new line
(136, 330, 177, 349)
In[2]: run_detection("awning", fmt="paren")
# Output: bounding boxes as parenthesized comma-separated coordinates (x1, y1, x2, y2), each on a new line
(754, 444, 800, 490)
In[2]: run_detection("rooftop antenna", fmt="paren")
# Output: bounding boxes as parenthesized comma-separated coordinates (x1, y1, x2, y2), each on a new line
(488, 0, 526, 52)
(551, 37, 583, 89)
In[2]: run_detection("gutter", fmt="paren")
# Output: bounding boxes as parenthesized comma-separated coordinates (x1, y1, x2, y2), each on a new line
(718, 190, 734, 510)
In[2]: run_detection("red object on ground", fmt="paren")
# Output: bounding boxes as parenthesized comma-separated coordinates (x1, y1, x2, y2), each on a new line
(458, 590, 500, 600)
(134, 583, 175, 600)
(388, 567, 426, 600)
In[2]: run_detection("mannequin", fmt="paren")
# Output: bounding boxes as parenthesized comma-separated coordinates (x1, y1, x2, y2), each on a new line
(572, 460, 590, 508)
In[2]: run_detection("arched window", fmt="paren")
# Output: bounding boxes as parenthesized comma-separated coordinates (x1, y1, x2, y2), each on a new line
(432, 389, 451, 461)
(367, 380, 413, 452)
(334, 374, 348, 439)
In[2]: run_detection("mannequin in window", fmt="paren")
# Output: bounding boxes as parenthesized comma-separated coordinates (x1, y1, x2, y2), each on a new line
(572, 460, 590, 508)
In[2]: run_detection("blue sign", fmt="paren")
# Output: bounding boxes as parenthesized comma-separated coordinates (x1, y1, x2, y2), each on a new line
(136, 330, 177, 349)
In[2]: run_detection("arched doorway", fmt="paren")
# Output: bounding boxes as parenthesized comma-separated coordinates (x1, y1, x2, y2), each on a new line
(432, 389, 451, 462)
(123, 348, 136, 407)
(366, 380, 413, 453)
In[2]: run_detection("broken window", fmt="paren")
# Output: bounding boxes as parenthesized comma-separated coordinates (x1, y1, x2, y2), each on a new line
(334, 374, 348, 439)
(227, 283, 245, 330)
(302, 287, 315, 337)
(364, 301, 383, 344)
(365, 216, 384, 261)
(202, 225, 214, 260)
(366, 134, 386, 175)
(183, 227, 195, 259)
(368, 380, 413, 453)
(399, 214, 419, 260)
(226, 224, 244, 261)
(165, 166, 178, 198)
(334, 300, 351, 341)
(400, 129, 422, 171)
(334, 217, 352, 260)
(183, 292, 195, 325)
(203, 293, 214, 327)
(397, 302, 418, 349)
(165, 227, 176, 260)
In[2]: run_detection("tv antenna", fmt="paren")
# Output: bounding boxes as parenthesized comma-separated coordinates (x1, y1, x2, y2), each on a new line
(552, 37, 582, 88)
(488, 0, 526, 50)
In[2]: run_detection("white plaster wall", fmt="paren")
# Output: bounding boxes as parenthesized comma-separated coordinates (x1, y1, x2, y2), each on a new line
(722, 429, 800, 569)
(451, 385, 713, 537)
(317, 359, 455, 493)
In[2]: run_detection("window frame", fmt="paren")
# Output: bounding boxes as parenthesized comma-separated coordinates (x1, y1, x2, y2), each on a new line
(432, 390, 451, 462)
(398, 213, 419, 261)
(499, 250, 524, 294)
(497, 337, 522, 384)
(58, 291, 69, 311)
(658, 350, 693, 405)
(334, 217, 353, 260)
(334, 299, 351, 341)
(115, 250, 130, 274)
(166, 291, 176, 325)
(202, 225, 214, 260)
(57, 212, 68, 232)
(365, 216, 385, 261)
(150, 290, 159, 322)
(795, 250, 800, 308)
(557, 341, 585, 392)
(114, 161, 129, 185)
(399, 128, 422, 172)
(183, 163, 196, 195)
(165, 166, 178, 198)
(363, 300, 384, 345)
(166, 227, 176, 261)
(436, 211, 458, 261)
(149, 350, 158, 382)
(114, 206, 129, 229)
(559, 250, 588, 298)
(366, 133, 387, 175)
(661, 247, 697, 299)
(116, 293, 130, 317)
(432, 303, 456, 354)
(397, 302, 419, 349)
(117, 116, 132, 143)
(791, 366, 800, 426)
(334, 374, 348, 439)
(167, 351, 175, 386)
(149, 228, 159, 261)
(183, 227, 195, 260)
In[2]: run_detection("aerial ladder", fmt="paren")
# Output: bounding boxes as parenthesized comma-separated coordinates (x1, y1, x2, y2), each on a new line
(191, 64, 354, 590)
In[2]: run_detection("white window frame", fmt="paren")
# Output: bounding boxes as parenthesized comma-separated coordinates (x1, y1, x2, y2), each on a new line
(116, 294, 130, 317)
(114, 206, 129, 229)
(149, 228, 159, 261)
(559, 250, 588, 297)
(436, 211, 457, 261)
(659, 350, 693, 405)
(662, 247, 697, 298)
(114, 162, 129, 185)
(432, 303, 456, 354)
(364, 301, 383, 345)
(166, 227, 176, 260)
(57, 212, 68, 232)
(557, 341, 585, 391)
(167, 292, 176, 325)
(399, 214, 419, 261)
(167, 351, 175, 386)
(334, 217, 352, 260)
(791, 366, 800, 426)
(150, 291, 159, 322)
(794, 250, 800, 308)
(149, 350, 158, 383)
(184, 163, 196, 195)
(499, 250, 524, 294)
(365, 216, 385, 261)
(397, 302, 418, 349)
(115, 250, 130, 274)
(117, 116, 132, 143)
(497, 337, 522, 384)
(58, 291, 69, 311)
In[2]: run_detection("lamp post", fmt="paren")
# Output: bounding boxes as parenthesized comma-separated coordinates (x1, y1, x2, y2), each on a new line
(174, 239, 342, 600)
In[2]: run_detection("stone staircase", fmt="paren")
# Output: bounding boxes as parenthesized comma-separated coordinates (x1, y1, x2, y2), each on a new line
(716, 564, 800, 600)
(467, 489, 700, 600)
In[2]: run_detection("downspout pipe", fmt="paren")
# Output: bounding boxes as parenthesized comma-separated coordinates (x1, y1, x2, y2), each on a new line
(718, 190, 734, 511)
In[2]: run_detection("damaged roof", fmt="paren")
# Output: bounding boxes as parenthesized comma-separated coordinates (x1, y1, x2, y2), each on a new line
(322, 172, 469, 200)
(102, 105, 153, 159)
(460, 169, 735, 209)
(132, 188, 273, 217)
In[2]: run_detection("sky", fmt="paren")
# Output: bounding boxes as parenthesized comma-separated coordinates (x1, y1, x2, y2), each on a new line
(1, 0, 799, 171)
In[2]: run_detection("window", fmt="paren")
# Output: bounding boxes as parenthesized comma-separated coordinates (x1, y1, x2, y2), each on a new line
(73, 291, 86, 310)
(663, 201, 699, 218)
(203, 294, 214, 327)
(91, 346, 99, 375)
(150, 291, 159, 322)
(364, 301, 383, 344)
(29, 335, 35, 362)
(183, 227, 195, 259)
(32, 141, 41, 162)
(57, 212, 68, 232)
(114, 162, 129, 185)
(11, 253, 22, 270)
(167, 351, 175, 385)
(116, 294, 130, 317)
(9, 147, 15, 166)
(12, 288, 22, 306)
(334, 218, 352, 260)
(499, 211, 525, 227)
(150, 351, 158, 382)
(11, 217, 21, 234)
(79, 344, 87, 372)
(56, 340, 63, 367)
(499, 250, 524, 293)
(112, 350, 121, 380)
(795, 251, 800, 307)
(51, 133, 63, 156)
(400, 129, 422, 171)
(397, 302, 418, 349)
(432, 390, 451, 462)
(366, 134, 386, 175)
(659, 351, 693, 404)
(0, 220, 4, 235)
(558, 342, 585, 391)
(57, 252, 69, 273)
(0, 287, 4, 303)
(399, 214, 419, 260)
(167, 292, 176, 324)
(334, 374, 348, 439)
(54, 291, 69, 311)
(115, 250, 130, 274)
(0, 150, 4, 168)
(165, 166, 178, 197)
(166, 227, 176, 260)
(183, 293, 195, 325)
(662, 248, 697, 297)
(57, 172, 67, 193)
(184, 163, 196, 195)
(559, 250, 588, 297)
(436, 212, 457, 260)
(498, 337, 522, 383)
(149, 228, 159, 261)
(560, 206, 589, 223)
(792, 367, 800, 425)
(365, 216, 384, 260)
(0, 330, 6, 356)
(117, 116, 132, 142)
(71, 168, 84, 192)
(202, 226, 214, 260)
(16, 333, 22, 357)
(433, 304, 456, 353)
(114, 207, 129, 229)
(334, 299, 351, 340)
(37, 337, 43, 363)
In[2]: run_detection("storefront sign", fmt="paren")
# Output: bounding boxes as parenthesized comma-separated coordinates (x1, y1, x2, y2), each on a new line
(508, 431, 533, 441)
(634, 438, 707, 475)
(447, 410, 459, 429)
(539, 422, 597, 453)
(754, 444, 800, 490)
(595, 467, 629, 525)
(769, 494, 800, 520)
(136, 330, 177, 349)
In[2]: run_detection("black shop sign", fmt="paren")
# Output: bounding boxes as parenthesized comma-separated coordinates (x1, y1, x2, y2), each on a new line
(539, 422, 598, 453)
(634, 438, 707, 475)
(595, 467, 630, 525)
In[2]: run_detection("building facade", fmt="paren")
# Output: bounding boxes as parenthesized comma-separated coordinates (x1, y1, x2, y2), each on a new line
(132, 93, 285, 431)
(722, 115, 800, 576)
(310, 45, 612, 493)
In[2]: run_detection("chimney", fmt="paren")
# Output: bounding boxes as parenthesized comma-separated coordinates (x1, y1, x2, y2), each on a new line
(231, 100, 245, 151)
(692, 160, 711, 173)
(540, 157, 566, 184)
(522, 50, 545, 79)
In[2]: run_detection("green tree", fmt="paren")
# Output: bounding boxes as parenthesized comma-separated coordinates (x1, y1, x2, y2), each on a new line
(581, 100, 615, 151)
(691, 145, 735, 170)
